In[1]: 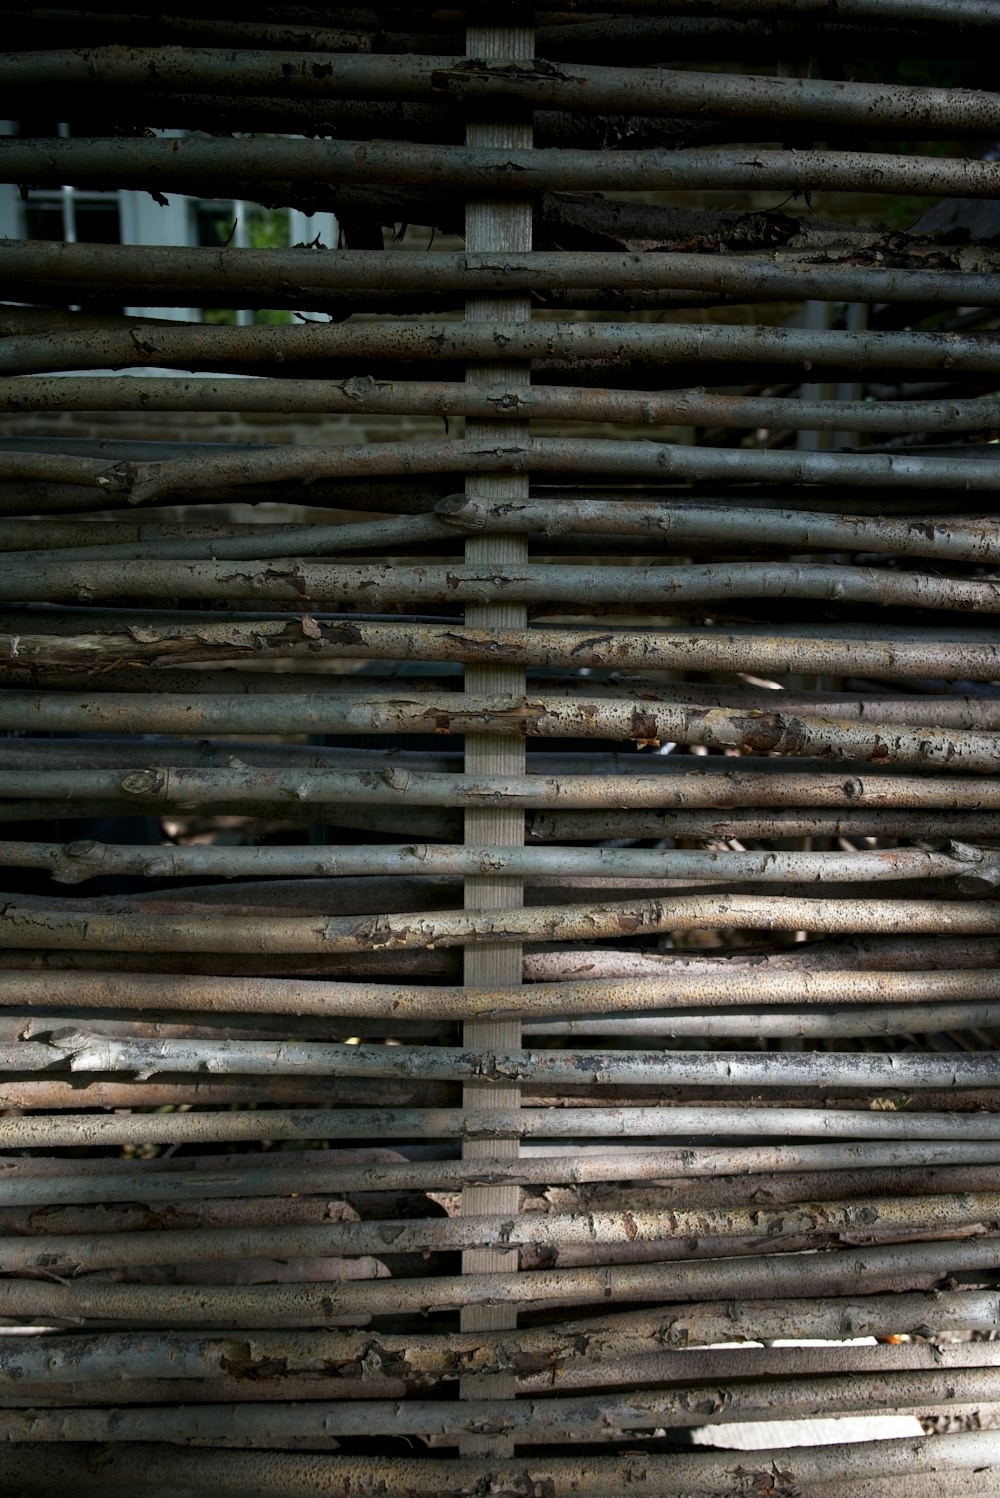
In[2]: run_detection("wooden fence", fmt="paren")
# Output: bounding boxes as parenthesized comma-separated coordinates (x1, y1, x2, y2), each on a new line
(1, 2, 999, 1490)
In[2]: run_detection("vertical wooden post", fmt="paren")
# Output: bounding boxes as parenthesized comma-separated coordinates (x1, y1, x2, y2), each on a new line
(459, 14, 533, 1459)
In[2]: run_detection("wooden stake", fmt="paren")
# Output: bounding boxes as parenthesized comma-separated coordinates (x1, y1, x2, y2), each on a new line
(460, 12, 533, 1457)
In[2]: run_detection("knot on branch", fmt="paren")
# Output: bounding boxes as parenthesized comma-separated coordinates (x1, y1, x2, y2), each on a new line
(120, 769, 164, 798)
(94, 460, 139, 495)
(434, 494, 483, 531)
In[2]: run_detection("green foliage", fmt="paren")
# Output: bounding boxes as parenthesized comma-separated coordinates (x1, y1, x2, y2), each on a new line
(247, 207, 289, 250)
(200, 203, 292, 324)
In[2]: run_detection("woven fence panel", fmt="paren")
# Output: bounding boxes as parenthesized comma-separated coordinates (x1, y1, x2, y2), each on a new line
(1, 2, 999, 1491)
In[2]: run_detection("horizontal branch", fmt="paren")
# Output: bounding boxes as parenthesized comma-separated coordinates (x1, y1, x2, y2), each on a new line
(5, 618, 997, 681)
(3, 677, 998, 733)
(0, 693, 996, 769)
(3, 1434, 1000, 1498)
(530, 1000, 1000, 1039)
(0, 946, 459, 980)
(0, 509, 457, 565)
(4, 134, 995, 204)
(0, 516, 367, 557)
(0, 474, 993, 522)
(5, 375, 999, 439)
(6, 1142, 1000, 1211)
(3, 887, 1000, 958)
(3, 1100, 1000, 1152)
(3, 1290, 997, 1389)
(3, 8, 983, 57)
(5, 838, 998, 888)
(9, 993, 1000, 1040)
(7, 1366, 1000, 1442)
(555, 0, 999, 22)
(0, 1015, 445, 1049)
(0, 875, 976, 917)
(7, 1189, 999, 1280)
(11, 1157, 994, 1213)
(441, 495, 1000, 563)
(613, 687, 1000, 729)
(5, 678, 1000, 748)
(4, 52, 999, 136)
(7, 0, 996, 27)
(4, 763, 1000, 813)
(6, 557, 996, 613)
(5, 967, 999, 1021)
(3, 1064, 997, 1112)
(5, 243, 1000, 307)
(435, 58, 1000, 136)
(0, 1076, 451, 1112)
(6, 5, 991, 51)
(12, 1030, 999, 1092)
(4, 494, 1000, 568)
(533, 809, 1000, 841)
(524, 935, 1000, 977)
(4, 321, 999, 384)
(19, 1079, 959, 1115)
(0, 1012, 427, 1045)
(7, 1078, 992, 1111)
(0, 1238, 998, 1322)
(0, 740, 673, 776)
(6, 442, 1000, 516)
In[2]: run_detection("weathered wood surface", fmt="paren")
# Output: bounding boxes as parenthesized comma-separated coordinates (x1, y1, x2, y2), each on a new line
(1, 0, 998, 1475)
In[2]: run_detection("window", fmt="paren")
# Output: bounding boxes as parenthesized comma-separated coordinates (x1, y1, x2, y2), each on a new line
(0, 121, 338, 329)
